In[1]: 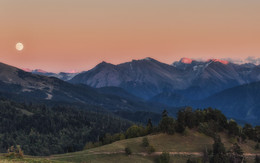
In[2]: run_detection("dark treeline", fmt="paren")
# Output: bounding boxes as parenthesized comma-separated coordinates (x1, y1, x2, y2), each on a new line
(101, 107, 260, 143)
(159, 107, 260, 142)
(0, 99, 132, 156)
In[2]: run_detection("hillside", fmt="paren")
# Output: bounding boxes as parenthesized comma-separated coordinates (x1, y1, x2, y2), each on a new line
(1, 130, 259, 163)
(0, 99, 132, 156)
(50, 131, 258, 163)
(2, 107, 260, 163)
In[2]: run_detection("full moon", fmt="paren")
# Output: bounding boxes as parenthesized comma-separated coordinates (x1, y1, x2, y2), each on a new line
(16, 42, 24, 51)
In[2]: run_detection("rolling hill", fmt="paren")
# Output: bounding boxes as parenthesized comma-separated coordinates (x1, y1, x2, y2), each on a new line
(1, 129, 259, 163)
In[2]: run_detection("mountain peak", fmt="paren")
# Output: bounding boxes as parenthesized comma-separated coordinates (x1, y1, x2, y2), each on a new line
(207, 59, 229, 65)
(33, 69, 49, 73)
(130, 57, 159, 63)
(143, 57, 154, 61)
(64, 70, 79, 74)
(22, 68, 32, 72)
(180, 57, 194, 64)
(94, 61, 115, 70)
(99, 61, 114, 66)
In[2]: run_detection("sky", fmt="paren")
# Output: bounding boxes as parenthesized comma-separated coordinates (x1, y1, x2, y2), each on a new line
(0, 0, 260, 72)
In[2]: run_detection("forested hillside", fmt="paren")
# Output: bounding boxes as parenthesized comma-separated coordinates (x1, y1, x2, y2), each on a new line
(0, 99, 132, 156)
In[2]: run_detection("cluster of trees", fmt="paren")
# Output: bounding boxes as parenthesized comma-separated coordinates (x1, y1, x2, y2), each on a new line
(158, 108, 228, 136)
(90, 107, 260, 151)
(0, 99, 131, 156)
(158, 107, 260, 143)
(209, 136, 244, 163)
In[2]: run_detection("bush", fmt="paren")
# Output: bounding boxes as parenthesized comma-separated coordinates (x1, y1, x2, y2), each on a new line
(84, 141, 102, 150)
(255, 143, 260, 150)
(125, 147, 132, 155)
(157, 152, 170, 163)
(5, 145, 24, 159)
(126, 125, 145, 138)
(142, 137, 149, 147)
(84, 142, 95, 150)
(119, 133, 126, 140)
(198, 122, 215, 137)
(147, 145, 155, 154)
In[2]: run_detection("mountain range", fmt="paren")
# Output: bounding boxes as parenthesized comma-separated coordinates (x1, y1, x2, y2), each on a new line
(3, 57, 260, 124)
(22, 68, 79, 81)
(0, 62, 173, 114)
(70, 57, 260, 100)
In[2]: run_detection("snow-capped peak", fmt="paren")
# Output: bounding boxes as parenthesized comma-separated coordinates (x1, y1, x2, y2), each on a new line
(180, 57, 194, 64)
(207, 59, 229, 65)
(64, 70, 79, 74)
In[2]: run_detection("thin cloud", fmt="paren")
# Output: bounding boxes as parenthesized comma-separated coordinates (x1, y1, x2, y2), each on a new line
(245, 56, 260, 65)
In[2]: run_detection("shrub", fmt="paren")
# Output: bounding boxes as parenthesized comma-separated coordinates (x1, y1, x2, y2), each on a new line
(84, 141, 102, 150)
(147, 145, 155, 154)
(229, 137, 237, 144)
(126, 125, 145, 138)
(125, 147, 132, 155)
(198, 122, 215, 137)
(142, 137, 149, 147)
(84, 142, 95, 150)
(5, 145, 24, 159)
(157, 152, 170, 163)
(119, 133, 125, 140)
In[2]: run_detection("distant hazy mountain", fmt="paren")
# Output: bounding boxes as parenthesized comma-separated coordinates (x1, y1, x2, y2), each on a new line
(195, 81, 260, 124)
(70, 57, 260, 100)
(149, 80, 260, 124)
(22, 68, 79, 81)
(149, 91, 191, 107)
(97, 86, 143, 102)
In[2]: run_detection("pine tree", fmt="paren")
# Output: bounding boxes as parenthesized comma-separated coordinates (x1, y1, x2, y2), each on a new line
(159, 116, 175, 135)
(211, 136, 228, 163)
(146, 118, 153, 134)
(228, 143, 244, 163)
(162, 110, 168, 118)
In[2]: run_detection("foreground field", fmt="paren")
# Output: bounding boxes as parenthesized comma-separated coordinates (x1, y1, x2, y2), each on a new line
(1, 130, 260, 163)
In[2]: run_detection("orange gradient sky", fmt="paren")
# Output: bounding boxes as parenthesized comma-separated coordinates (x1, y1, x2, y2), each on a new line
(0, 0, 260, 72)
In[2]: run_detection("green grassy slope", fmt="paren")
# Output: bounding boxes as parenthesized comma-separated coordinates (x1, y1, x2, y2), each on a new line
(1, 129, 260, 163)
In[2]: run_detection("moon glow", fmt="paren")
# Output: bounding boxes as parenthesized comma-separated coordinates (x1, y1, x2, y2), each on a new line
(16, 42, 24, 51)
